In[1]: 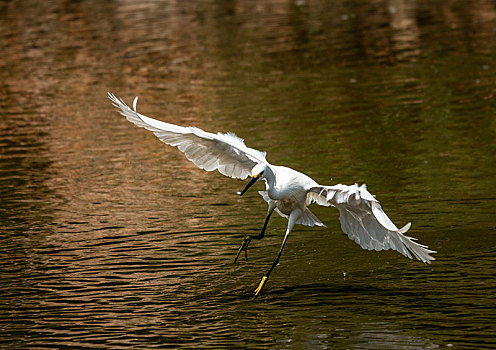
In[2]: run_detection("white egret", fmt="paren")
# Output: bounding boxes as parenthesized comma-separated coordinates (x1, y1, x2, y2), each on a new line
(108, 93, 436, 297)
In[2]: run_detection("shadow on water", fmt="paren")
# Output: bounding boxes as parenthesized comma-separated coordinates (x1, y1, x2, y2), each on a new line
(1, 0, 495, 349)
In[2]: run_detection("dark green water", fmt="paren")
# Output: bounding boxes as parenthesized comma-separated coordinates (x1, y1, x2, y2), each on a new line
(1, 1, 495, 349)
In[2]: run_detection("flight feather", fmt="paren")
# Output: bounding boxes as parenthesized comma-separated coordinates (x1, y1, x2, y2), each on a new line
(309, 184, 436, 263)
(108, 93, 267, 180)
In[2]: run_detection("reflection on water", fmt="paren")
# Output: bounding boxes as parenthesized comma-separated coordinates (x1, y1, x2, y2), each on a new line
(1, 0, 495, 349)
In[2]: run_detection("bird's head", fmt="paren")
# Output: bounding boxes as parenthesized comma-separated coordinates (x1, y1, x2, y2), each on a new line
(238, 163, 266, 196)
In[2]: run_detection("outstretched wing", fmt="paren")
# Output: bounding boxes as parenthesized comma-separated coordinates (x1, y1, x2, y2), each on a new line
(108, 93, 267, 179)
(308, 184, 436, 263)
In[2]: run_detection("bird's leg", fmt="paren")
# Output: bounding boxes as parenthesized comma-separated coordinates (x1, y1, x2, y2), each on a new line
(254, 210, 298, 297)
(253, 228, 291, 297)
(234, 210, 273, 264)
(234, 236, 252, 263)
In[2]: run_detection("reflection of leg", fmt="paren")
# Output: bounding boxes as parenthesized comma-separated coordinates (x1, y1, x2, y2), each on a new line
(233, 204, 275, 264)
(254, 210, 299, 297)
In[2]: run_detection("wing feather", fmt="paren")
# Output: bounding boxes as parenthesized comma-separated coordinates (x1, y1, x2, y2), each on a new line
(108, 93, 267, 179)
(309, 184, 436, 263)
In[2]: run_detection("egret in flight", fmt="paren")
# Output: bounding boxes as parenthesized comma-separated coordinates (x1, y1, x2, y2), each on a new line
(108, 93, 436, 297)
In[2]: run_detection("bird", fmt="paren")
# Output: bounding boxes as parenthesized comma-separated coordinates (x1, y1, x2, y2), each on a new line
(108, 92, 436, 297)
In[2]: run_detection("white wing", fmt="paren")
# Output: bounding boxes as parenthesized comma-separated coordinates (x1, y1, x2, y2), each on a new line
(308, 184, 436, 263)
(108, 93, 267, 179)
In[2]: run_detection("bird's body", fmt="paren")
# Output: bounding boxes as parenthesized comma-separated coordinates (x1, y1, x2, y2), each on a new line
(256, 165, 324, 228)
(267, 166, 312, 211)
(109, 93, 436, 296)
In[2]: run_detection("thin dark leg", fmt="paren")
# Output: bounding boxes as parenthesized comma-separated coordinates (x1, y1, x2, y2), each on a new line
(253, 210, 298, 297)
(234, 211, 273, 264)
(254, 211, 272, 240)
(253, 229, 290, 297)
(266, 230, 290, 276)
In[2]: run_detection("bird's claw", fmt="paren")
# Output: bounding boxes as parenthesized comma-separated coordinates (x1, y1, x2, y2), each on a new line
(233, 236, 251, 264)
(254, 276, 268, 297)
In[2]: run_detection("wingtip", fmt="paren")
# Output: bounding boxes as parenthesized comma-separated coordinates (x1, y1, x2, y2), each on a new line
(398, 222, 411, 234)
(132, 96, 139, 111)
(422, 252, 437, 264)
(108, 92, 122, 109)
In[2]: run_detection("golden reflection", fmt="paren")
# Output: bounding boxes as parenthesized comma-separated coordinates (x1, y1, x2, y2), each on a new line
(1, 0, 495, 246)
(1, 1, 495, 347)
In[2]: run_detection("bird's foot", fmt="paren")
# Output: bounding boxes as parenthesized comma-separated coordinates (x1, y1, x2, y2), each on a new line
(233, 236, 251, 264)
(253, 276, 268, 298)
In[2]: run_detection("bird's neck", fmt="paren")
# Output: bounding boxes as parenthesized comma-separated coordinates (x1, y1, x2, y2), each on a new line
(264, 167, 279, 197)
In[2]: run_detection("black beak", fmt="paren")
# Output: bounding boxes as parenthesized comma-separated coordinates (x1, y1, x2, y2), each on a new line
(238, 176, 260, 196)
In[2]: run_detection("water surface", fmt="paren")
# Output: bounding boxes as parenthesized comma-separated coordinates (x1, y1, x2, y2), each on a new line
(1, 0, 495, 349)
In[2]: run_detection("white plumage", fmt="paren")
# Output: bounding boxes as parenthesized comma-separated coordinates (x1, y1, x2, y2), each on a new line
(109, 93, 436, 296)
(111, 94, 265, 180)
